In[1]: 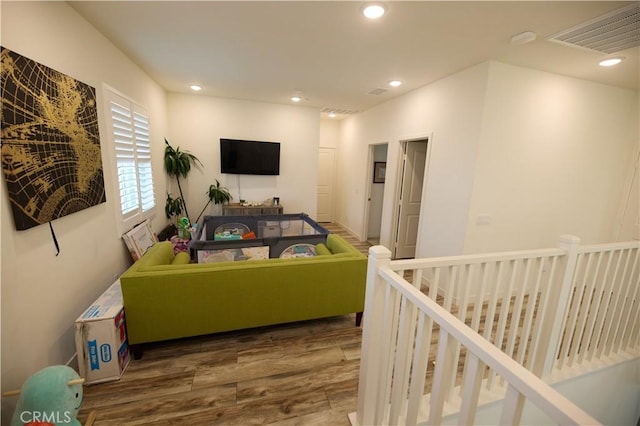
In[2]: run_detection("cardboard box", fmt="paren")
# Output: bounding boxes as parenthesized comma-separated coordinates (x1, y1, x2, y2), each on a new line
(75, 280, 130, 384)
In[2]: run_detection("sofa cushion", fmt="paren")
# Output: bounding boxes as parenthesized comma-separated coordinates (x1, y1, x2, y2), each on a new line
(315, 243, 332, 256)
(326, 233, 361, 256)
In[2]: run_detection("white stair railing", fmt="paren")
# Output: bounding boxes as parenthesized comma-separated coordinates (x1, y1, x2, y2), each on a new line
(352, 236, 640, 425)
(553, 240, 640, 372)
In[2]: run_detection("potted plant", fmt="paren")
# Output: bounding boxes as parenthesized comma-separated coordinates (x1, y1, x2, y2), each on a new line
(164, 138, 202, 224)
(195, 179, 232, 224)
(164, 193, 184, 223)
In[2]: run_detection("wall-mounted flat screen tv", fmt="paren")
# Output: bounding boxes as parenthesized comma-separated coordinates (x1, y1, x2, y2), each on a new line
(220, 138, 281, 175)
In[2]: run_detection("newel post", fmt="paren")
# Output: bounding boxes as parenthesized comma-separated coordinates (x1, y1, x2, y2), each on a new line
(540, 234, 581, 377)
(355, 245, 392, 426)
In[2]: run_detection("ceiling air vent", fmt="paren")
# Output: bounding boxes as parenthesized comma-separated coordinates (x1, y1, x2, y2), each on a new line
(368, 88, 387, 96)
(547, 3, 640, 54)
(321, 108, 359, 115)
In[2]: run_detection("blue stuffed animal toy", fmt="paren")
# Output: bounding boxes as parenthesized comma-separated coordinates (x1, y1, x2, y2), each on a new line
(10, 365, 84, 426)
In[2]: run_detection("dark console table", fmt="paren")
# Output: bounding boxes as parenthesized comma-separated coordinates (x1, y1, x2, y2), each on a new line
(222, 204, 283, 215)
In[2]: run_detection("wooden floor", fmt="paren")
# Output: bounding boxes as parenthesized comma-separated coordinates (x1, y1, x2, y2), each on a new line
(78, 223, 371, 425)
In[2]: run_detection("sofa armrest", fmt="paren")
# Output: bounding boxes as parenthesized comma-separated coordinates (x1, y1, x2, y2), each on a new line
(171, 252, 191, 265)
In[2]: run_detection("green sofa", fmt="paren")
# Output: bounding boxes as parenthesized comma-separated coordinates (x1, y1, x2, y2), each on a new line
(120, 233, 366, 356)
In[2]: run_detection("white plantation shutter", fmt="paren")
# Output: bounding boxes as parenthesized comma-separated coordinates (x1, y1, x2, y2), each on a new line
(106, 87, 155, 223)
(133, 112, 155, 212)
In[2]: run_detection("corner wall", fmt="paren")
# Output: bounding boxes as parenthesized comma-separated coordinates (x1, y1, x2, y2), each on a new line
(465, 62, 639, 252)
(337, 61, 638, 257)
(1, 2, 168, 423)
(338, 63, 490, 256)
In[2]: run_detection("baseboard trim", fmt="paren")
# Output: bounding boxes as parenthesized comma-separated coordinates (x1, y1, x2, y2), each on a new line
(333, 220, 364, 241)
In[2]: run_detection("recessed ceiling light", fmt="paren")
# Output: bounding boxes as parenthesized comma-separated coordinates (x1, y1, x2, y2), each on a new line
(190, 84, 202, 91)
(291, 95, 302, 103)
(388, 80, 402, 87)
(510, 31, 537, 45)
(599, 57, 624, 67)
(362, 3, 386, 19)
(328, 112, 337, 118)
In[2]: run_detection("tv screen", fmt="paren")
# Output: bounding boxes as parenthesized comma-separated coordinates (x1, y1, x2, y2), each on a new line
(220, 138, 281, 175)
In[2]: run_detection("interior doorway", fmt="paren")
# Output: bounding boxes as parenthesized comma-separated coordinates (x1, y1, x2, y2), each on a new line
(394, 138, 429, 259)
(366, 144, 388, 245)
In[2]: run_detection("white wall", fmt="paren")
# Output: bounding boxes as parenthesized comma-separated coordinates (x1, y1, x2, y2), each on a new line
(166, 94, 320, 219)
(1, 2, 168, 422)
(613, 128, 640, 241)
(441, 358, 640, 426)
(319, 118, 340, 149)
(337, 61, 638, 257)
(339, 63, 490, 255)
(465, 62, 639, 252)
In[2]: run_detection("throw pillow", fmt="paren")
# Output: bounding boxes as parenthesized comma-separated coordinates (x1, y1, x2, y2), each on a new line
(315, 243, 332, 256)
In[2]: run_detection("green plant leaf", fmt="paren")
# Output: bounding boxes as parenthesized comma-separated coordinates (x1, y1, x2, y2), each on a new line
(165, 193, 184, 219)
(164, 138, 203, 222)
(208, 179, 232, 205)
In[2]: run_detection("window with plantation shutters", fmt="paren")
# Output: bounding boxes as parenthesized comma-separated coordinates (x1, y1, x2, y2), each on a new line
(105, 87, 155, 226)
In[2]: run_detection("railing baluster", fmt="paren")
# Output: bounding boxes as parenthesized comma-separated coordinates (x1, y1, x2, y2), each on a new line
(471, 263, 489, 333)
(442, 264, 460, 403)
(519, 257, 544, 368)
(406, 312, 431, 425)
(486, 260, 506, 389)
(589, 251, 617, 361)
(483, 261, 503, 342)
(595, 249, 624, 359)
(529, 255, 560, 376)
(458, 264, 472, 325)
(495, 259, 519, 386)
(558, 252, 586, 368)
(413, 267, 423, 290)
(578, 251, 605, 364)
(631, 300, 640, 349)
(459, 263, 487, 405)
(379, 284, 402, 423)
(569, 252, 595, 366)
(429, 267, 441, 300)
(389, 295, 417, 424)
(449, 264, 472, 401)
(425, 266, 439, 398)
(506, 258, 529, 361)
(443, 265, 457, 311)
(458, 353, 485, 425)
(429, 329, 456, 424)
(625, 265, 640, 349)
(617, 248, 640, 351)
(500, 384, 525, 425)
(602, 248, 632, 357)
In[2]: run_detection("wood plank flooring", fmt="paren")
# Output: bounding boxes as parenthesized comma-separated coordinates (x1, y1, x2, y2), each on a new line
(78, 222, 370, 425)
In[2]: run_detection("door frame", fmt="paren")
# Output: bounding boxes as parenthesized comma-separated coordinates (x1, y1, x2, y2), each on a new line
(362, 142, 388, 243)
(391, 134, 434, 258)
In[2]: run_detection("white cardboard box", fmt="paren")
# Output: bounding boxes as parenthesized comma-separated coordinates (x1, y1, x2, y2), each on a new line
(74, 280, 130, 384)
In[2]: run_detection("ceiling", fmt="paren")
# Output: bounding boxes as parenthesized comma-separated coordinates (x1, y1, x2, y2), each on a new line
(69, 1, 639, 119)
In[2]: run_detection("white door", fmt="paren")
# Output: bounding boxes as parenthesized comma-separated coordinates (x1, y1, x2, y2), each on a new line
(395, 140, 428, 259)
(317, 147, 335, 222)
